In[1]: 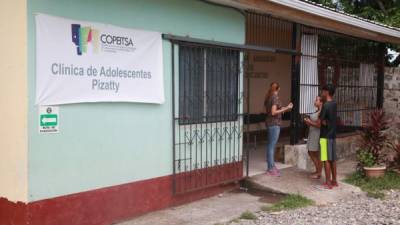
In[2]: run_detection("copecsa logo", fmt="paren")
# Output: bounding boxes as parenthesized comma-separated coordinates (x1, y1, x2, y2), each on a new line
(71, 24, 136, 55)
(71, 24, 99, 55)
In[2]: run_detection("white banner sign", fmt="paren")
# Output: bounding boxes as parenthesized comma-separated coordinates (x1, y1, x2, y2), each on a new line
(35, 14, 164, 105)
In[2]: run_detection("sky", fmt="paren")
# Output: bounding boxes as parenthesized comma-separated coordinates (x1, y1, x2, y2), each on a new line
(388, 49, 400, 62)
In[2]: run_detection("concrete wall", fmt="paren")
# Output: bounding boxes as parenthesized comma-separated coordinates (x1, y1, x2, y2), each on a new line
(384, 67, 400, 119)
(0, 0, 28, 203)
(27, 0, 245, 201)
(285, 135, 360, 171)
(383, 67, 400, 159)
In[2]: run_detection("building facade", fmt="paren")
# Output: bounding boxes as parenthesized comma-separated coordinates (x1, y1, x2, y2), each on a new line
(1, 0, 400, 225)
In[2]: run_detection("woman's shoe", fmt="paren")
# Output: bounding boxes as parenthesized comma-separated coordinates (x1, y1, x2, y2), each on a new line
(273, 166, 281, 176)
(266, 169, 280, 177)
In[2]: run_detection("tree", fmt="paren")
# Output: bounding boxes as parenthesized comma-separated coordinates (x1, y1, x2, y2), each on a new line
(310, 0, 400, 66)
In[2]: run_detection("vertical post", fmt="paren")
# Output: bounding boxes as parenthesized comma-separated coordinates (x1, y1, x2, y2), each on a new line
(290, 23, 301, 145)
(245, 53, 250, 178)
(376, 43, 385, 109)
(171, 42, 176, 194)
(244, 12, 251, 178)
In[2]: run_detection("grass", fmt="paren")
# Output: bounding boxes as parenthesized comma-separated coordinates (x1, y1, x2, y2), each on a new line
(228, 218, 240, 224)
(261, 194, 314, 212)
(239, 210, 257, 220)
(344, 171, 400, 199)
(226, 211, 256, 224)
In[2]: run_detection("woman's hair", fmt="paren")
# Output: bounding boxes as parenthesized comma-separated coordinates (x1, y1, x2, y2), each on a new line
(265, 82, 280, 102)
(317, 94, 324, 103)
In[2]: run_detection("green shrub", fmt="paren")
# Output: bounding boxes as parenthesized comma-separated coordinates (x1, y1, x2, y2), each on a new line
(357, 150, 376, 167)
(357, 110, 389, 167)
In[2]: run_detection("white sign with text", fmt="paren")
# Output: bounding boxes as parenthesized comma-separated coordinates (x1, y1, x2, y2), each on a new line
(35, 14, 164, 105)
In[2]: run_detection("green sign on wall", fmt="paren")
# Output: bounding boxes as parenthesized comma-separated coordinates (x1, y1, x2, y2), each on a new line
(39, 106, 59, 133)
(40, 114, 58, 126)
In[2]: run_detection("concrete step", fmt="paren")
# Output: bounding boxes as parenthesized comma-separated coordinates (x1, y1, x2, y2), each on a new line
(243, 160, 364, 205)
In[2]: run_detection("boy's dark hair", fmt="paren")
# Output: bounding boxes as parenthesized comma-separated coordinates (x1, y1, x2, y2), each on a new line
(322, 84, 335, 96)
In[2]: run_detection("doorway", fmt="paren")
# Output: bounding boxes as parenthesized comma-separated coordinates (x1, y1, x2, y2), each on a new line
(243, 50, 294, 176)
(243, 12, 299, 177)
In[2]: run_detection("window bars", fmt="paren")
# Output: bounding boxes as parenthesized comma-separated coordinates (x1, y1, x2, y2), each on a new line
(179, 45, 239, 124)
(172, 41, 244, 194)
(300, 25, 382, 130)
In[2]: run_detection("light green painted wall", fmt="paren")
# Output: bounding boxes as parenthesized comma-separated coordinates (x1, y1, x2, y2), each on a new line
(28, 0, 245, 201)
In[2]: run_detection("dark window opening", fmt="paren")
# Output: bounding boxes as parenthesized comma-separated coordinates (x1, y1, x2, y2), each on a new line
(179, 45, 240, 124)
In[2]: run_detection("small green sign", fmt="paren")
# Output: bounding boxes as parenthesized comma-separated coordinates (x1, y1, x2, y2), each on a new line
(39, 106, 59, 134)
(40, 114, 58, 126)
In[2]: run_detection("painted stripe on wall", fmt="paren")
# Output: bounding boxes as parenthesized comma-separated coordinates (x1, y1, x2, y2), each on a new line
(0, 0, 28, 202)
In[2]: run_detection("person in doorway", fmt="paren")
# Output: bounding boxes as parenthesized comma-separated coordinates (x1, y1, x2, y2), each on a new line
(304, 95, 323, 179)
(317, 84, 338, 189)
(264, 82, 293, 176)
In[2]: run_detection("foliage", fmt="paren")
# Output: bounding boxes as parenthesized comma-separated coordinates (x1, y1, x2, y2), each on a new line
(309, 0, 400, 66)
(344, 170, 400, 198)
(239, 211, 257, 220)
(261, 194, 314, 212)
(357, 150, 375, 167)
(357, 110, 389, 167)
(310, 0, 337, 8)
(388, 142, 400, 169)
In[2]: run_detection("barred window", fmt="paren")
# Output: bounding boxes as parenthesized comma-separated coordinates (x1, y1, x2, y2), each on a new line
(299, 25, 381, 132)
(179, 45, 240, 124)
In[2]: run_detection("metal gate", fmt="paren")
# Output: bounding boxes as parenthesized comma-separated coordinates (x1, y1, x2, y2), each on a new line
(167, 37, 245, 194)
(164, 11, 299, 194)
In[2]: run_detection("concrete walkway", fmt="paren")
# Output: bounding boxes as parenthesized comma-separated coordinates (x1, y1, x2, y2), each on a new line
(246, 159, 364, 205)
(116, 159, 362, 225)
(116, 191, 271, 225)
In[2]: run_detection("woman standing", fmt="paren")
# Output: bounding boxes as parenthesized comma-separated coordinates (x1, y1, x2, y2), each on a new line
(304, 95, 323, 179)
(264, 82, 293, 176)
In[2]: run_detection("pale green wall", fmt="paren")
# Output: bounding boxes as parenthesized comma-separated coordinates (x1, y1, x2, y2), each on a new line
(28, 0, 245, 201)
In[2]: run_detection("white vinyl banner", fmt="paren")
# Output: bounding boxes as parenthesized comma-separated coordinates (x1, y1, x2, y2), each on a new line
(35, 14, 164, 105)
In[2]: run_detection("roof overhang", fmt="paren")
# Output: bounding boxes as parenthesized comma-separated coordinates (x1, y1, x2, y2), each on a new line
(206, 0, 400, 45)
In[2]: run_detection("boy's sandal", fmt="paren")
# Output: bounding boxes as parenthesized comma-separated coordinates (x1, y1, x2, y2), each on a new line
(314, 182, 333, 190)
(331, 181, 339, 187)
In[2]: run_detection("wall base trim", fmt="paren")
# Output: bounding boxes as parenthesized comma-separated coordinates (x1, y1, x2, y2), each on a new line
(0, 175, 238, 225)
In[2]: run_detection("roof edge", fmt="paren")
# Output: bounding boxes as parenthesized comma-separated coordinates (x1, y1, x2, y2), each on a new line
(206, 0, 400, 44)
(272, 0, 400, 39)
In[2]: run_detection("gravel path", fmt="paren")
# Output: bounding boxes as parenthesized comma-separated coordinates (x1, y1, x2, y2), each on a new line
(232, 190, 400, 225)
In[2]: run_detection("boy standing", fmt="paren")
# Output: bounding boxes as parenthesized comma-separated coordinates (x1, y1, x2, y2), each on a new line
(318, 84, 338, 189)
